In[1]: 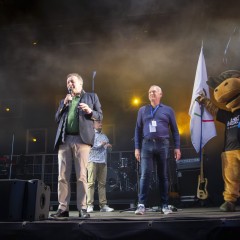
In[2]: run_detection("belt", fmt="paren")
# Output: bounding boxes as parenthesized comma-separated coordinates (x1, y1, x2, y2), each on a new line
(143, 138, 167, 142)
(67, 133, 79, 136)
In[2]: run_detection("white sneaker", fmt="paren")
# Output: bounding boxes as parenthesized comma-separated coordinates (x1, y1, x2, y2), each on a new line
(100, 205, 114, 212)
(162, 205, 173, 215)
(87, 205, 94, 213)
(135, 204, 145, 215)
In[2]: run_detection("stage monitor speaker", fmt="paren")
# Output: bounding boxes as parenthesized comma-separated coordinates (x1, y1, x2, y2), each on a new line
(0, 179, 26, 221)
(22, 179, 51, 221)
(177, 168, 200, 198)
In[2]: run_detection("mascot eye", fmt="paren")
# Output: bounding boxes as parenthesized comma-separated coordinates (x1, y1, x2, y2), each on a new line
(224, 82, 228, 86)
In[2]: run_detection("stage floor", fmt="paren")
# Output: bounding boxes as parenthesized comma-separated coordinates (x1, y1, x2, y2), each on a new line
(49, 206, 240, 220)
(1, 207, 240, 240)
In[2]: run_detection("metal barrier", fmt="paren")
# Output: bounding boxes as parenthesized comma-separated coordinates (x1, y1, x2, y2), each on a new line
(1, 147, 198, 207)
(0, 151, 137, 207)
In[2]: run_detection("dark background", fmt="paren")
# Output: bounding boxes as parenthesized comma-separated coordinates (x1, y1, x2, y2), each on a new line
(0, 0, 240, 204)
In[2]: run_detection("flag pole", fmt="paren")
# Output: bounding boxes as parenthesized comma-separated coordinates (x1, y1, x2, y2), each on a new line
(199, 102, 203, 160)
(197, 101, 208, 201)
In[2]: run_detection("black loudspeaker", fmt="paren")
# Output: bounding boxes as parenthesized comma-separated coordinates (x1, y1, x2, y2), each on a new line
(0, 179, 50, 221)
(23, 179, 51, 221)
(177, 169, 200, 197)
(0, 179, 26, 221)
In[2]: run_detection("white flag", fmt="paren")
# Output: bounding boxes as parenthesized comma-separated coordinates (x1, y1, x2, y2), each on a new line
(189, 46, 216, 153)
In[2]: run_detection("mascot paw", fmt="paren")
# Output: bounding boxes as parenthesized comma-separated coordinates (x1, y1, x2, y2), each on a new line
(195, 94, 207, 104)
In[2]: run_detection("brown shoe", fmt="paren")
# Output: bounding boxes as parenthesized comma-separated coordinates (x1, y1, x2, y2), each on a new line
(219, 201, 236, 212)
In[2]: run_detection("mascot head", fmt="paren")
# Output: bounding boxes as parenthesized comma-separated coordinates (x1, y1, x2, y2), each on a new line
(207, 70, 240, 111)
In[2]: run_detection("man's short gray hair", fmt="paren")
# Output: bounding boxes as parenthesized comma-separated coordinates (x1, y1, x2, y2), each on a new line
(67, 73, 83, 84)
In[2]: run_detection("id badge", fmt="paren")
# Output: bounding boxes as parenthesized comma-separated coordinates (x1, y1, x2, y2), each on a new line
(152, 120, 157, 127)
(149, 123, 156, 132)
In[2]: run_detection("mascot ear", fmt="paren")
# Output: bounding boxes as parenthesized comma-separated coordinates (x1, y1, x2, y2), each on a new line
(207, 69, 240, 89)
(220, 69, 240, 80)
(207, 76, 220, 89)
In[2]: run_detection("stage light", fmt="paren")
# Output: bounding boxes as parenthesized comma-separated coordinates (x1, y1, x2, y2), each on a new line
(0, 99, 22, 118)
(26, 129, 48, 154)
(121, 90, 146, 111)
(131, 97, 141, 107)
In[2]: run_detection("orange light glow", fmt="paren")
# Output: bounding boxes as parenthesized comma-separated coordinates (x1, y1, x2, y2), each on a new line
(176, 111, 190, 136)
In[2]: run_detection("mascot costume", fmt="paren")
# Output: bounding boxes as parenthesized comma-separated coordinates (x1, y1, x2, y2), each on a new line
(197, 70, 240, 212)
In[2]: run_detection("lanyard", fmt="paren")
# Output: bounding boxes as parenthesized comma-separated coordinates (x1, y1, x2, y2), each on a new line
(151, 105, 159, 118)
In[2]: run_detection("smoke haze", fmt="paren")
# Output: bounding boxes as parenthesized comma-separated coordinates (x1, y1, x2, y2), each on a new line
(0, 0, 240, 154)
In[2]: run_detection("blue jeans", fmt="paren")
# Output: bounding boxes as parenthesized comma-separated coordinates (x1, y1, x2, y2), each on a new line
(138, 138, 170, 207)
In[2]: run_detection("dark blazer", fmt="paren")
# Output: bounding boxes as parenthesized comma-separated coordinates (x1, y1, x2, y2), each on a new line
(54, 91, 103, 150)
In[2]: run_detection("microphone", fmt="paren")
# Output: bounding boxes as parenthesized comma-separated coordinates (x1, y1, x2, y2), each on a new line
(68, 88, 72, 95)
(67, 88, 72, 104)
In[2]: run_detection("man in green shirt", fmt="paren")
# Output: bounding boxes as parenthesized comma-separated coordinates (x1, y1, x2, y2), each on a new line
(51, 73, 103, 219)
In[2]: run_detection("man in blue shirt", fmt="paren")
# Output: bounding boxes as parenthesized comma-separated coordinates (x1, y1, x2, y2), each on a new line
(87, 120, 114, 213)
(134, 85, 181, 215)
